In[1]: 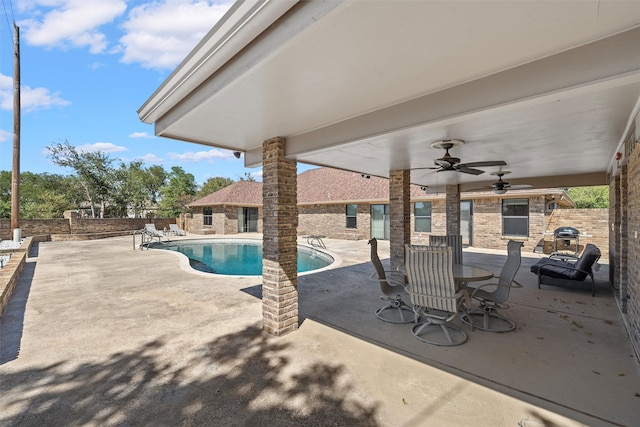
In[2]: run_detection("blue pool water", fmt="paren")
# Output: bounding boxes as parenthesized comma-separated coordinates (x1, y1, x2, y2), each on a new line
(149, 239, 334, 276)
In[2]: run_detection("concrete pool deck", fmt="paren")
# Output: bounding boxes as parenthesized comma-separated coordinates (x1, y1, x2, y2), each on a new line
(1, 235, 638, 426)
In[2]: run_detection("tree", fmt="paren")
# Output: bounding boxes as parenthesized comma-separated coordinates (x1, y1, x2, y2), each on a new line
(567, 186, 609, 208)
(47, 141, 115, 218)
(144, 165, 168, 205)
(238, 172, 257, 182)
(0, 171, 80, 219)
(197, 176, 234, 198)
(158, 166, 197, 217)
(0, 171, 11, 218)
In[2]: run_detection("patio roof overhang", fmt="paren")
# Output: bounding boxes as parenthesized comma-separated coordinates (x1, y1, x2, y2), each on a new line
(138, 0, 640, 194)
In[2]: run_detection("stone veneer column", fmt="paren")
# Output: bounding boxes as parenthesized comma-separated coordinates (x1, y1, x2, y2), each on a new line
(445, 184, 461, 237)
(389, 170, 411, 273)
(611, 175, 621, 291)
(262, 137, 298, 336)
(620, 164, 628, 312)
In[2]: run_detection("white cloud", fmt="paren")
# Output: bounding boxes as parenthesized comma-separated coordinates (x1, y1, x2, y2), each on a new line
(76, 142, 128, 153)
(19, 0, 126, 53)
(167, 147, 233, 162)
(0, 128, 11, 142)
(119, 0, 234, 70)
(129, 131, 153, 139)
(136, 153, 164, 164)
(0, 73, 70, 112)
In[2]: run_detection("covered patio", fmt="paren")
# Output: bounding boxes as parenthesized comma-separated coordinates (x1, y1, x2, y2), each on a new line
(138, 0, 640, 387)
(0, 236, 637, 426)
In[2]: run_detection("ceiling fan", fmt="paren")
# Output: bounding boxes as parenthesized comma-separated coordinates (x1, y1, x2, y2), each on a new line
(478, 171, 534, 194)
(413, 139, 507, 175)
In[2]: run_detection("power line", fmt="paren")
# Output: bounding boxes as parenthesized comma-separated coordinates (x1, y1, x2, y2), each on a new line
(1, 0, 15, 41)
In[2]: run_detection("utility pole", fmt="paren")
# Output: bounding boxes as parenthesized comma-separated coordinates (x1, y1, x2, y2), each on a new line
(11, 23, 21, 242)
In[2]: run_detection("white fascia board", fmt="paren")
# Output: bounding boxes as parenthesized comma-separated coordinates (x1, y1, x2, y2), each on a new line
(138, 0, 299, 124)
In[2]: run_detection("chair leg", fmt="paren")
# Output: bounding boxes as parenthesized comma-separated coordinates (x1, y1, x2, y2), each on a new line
(375, 299, 414, 324)
(462, 304, 515, 333)
(411, 318, 467, 346)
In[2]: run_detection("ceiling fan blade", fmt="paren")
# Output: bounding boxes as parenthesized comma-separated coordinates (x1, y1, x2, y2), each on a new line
(410, 166, 439, 171)
(455, 167, 485, 175)
(507, 184, 534, 190)
(457, 160, 507, 168)
(434, 159, 453, 169)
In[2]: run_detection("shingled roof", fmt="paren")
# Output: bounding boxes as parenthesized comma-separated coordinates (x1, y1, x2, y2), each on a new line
(189, 168, 429, 207)
(189, 180, 262, 207)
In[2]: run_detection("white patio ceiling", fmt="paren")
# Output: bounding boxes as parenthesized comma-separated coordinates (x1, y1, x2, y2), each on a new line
(138, 0, 640, 193)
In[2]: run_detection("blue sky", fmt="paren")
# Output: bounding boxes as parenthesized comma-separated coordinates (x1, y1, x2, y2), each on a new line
(0, 0, 313, 184)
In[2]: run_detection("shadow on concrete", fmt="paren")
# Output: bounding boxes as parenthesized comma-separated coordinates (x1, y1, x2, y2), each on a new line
(0, 244, 38, 365)
(295, 250, 633, 426)
(0, 324, 379, 425)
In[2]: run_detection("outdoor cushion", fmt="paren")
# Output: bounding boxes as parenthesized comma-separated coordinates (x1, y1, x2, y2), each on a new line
(530, 244, 601, 296)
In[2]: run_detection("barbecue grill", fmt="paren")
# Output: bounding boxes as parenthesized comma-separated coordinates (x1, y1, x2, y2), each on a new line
(553, 226, 580, 256)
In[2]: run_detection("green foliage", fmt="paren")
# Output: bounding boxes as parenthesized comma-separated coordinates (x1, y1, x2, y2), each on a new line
(567, 186, 609, 208)
(158, 166, 197, 217)
(47, 141, 115, 218)
(197, 176, 234, 198)
(0, 171, 79, 218)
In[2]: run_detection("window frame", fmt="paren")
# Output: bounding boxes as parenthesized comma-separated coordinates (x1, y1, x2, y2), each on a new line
(502, 198, 529, 237)
(203, 206, 213, 226)
(414, 201, 432, 233)
(346, 204, 357, 229)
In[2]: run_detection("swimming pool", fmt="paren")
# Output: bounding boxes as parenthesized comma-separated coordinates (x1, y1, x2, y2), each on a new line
(148, 239, 335, 276)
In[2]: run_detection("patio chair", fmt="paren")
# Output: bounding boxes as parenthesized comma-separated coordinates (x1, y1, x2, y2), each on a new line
(461, 240, 524, 332)
(169, 224, 186, 236)
(143, 223, 167, 242)
(404, 245, 472, 346)
(429, 234, 463, 264)
(368, 238, 413, 324)
(530, 243, 601, 296)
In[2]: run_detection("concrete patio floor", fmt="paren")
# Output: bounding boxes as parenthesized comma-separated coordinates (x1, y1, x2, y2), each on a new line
(1, 235, 638, 426)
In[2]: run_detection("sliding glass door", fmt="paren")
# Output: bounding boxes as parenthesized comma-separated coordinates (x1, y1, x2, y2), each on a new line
(370, 204, 390, 240)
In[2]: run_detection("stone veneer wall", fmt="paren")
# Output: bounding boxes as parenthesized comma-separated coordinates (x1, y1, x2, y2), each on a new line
(298, 204, 369, 240)
(622, 129, 639, 358)
(1, 218, 176, 241)
(189, 206, 263, 235)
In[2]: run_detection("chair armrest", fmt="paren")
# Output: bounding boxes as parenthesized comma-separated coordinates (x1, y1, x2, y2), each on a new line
(466, 280, 522, 297)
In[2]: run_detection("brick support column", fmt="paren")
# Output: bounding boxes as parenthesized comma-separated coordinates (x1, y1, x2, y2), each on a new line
(445, 184, 461, 237)
(611, 175, 621, 290)
(262, 137, 298, 336)
(620, 165, 628, 312)
(389, 170, 410, 273)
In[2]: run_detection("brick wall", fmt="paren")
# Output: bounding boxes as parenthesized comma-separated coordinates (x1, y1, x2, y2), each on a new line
(189, 206, 263, 235)
(298, 204, 367, 240)
(0, 218, 175, 240)
(625, 131, 639, 357)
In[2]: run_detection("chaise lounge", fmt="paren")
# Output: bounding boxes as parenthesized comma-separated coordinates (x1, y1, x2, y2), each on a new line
(530, 243, 601, 296)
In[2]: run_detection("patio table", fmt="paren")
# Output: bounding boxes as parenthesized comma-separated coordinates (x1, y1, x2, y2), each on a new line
(452, 264, 493, 283)
(398, 264, 493, 286)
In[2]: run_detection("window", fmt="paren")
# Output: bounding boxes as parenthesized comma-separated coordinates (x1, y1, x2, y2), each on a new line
(203, 207, 213, 226)
(414, 202, 432, 232)
(502, 198, 528, 236)
(346, 204, 357, 229)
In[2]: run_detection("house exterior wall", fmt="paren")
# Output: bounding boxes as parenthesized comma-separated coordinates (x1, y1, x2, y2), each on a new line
(189, 206, 263, 235)
(298, 204, 367, 240)
(621, 127, 639, 358)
